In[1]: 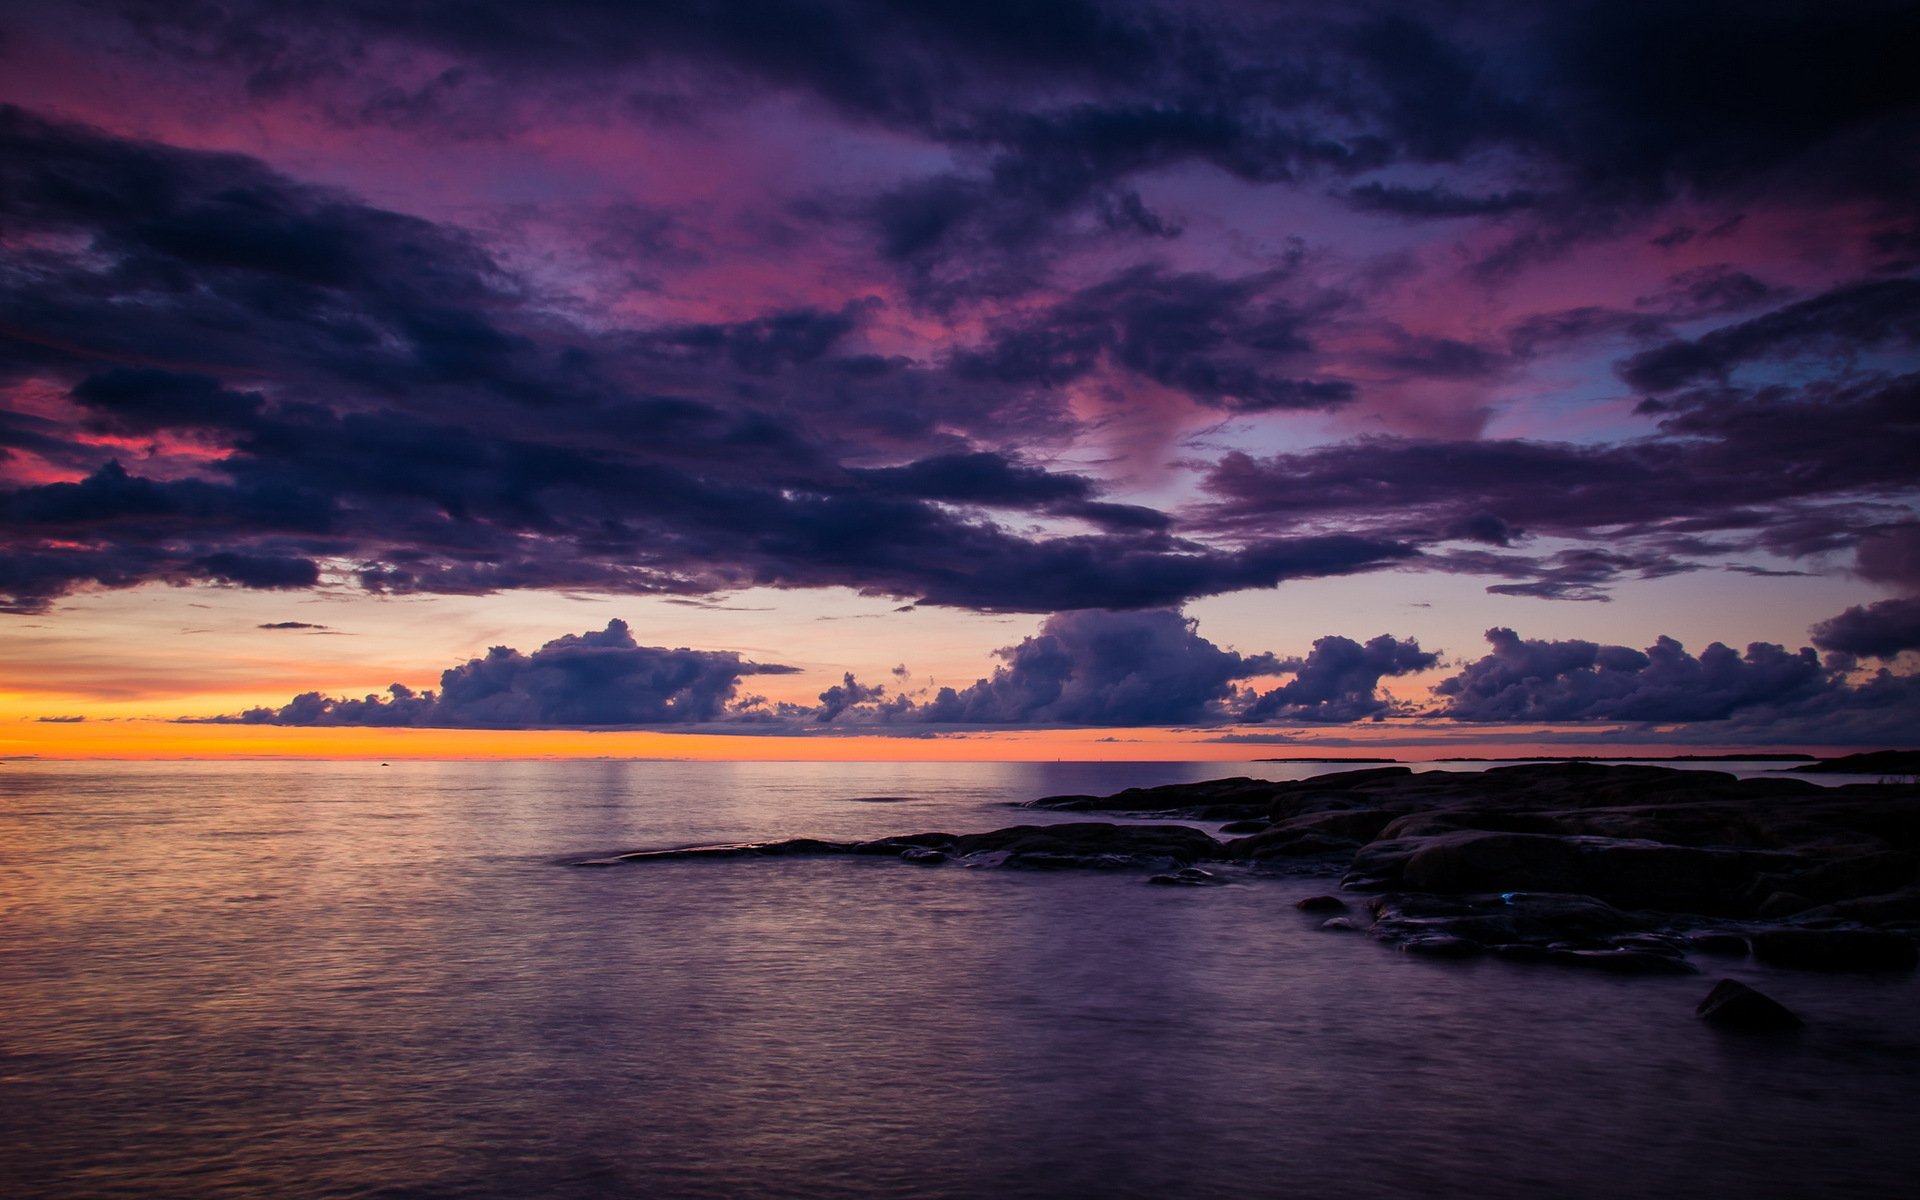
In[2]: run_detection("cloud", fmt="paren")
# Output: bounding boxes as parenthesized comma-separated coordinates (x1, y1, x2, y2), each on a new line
(1431, 627, 1908, 731)
(0, 107, 1434, 616)
(1241, 634, 1438, 723)
(199, 619, 798, 727)
(1198, 370, 1920, 599)
(1619, 278, 1920, 393)
(951, 264, 1355, 413)
(819, 609, 1429, 728)
(258, 621, 330, 630)
(1810, 598, 1920, 660)
(902, 608, 1272, 726)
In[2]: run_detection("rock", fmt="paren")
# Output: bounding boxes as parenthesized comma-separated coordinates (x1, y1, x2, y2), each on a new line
(1148, 867, 1226, 887)
(899, 846, 947, 865)
(1757, 891, 1814, 918)
(1401, 935, 1484, 959)
(612, 836, 857, 862)
(1685, 931, 1751, 956)
(1219, 818, 1270, 834)
(1793, 750, 1920, 775)
(1399, 831, 1588, 894)
(1321, 917, 1360, 931)
(1295, 894, 1348, 912)
(1749, 928, 1920, 972)
(1696, 979, 1802, 1031)
(1546, 948, 1698, 975)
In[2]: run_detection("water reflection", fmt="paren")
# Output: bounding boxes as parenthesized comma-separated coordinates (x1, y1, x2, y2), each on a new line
(2, 762, 1917, 1199)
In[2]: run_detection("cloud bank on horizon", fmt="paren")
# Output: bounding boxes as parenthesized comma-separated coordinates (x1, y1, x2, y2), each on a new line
(3, 0, 1918, 744)
(200, 613, 1920, 747)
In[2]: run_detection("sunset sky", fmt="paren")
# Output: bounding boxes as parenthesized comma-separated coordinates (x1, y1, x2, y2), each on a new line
(2, 0, 1917, 759)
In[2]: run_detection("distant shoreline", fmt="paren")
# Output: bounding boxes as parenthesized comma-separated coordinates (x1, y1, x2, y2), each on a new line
(1254, 753, 1819, 764)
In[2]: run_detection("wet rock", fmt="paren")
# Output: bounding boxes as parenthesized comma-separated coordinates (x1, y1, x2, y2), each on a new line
(1685, 931, 1751, 956)
(1148, 867, 1227, 887)
(611, 836, 857, 862)
(1401, 935, 1484, 959)
(1219, 818, 1270, 834)
(1696, 979, 1802, 1031)
(899, 846, 947, 865)
(1321, 917, 1360, 931)
(1295, 894, 1348, 912)
(1749, 928, 1920, 972)
(1545, 948, 1698, 975)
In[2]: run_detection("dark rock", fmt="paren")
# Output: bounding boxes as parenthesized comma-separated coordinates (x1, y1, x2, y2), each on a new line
(1757, 891, 1815, 918)
(899, 846, 947, 865)
(1295, 894, 1348, 912)
(1148, 866, 1227, 887)
(1696, 979, 1802, 1031)
(1546, 948, 1698, 975)
(1321, 917, 1360, 931)
(1608, 934, 1686, 957)
(612, 837, 856, 862)
(1401, 935, 1484, 959)
(1685, 931, 1751, 956)
(1400, 831, 1588, 894)
(1805, 883, 1920, 924)
(1793, 750, 1920, 775)
(1749, 928, 1920, 972)
(1219, 818, 1270, 834)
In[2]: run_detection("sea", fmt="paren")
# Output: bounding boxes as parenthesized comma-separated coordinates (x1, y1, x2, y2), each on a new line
(3, 759, 1917, 1200)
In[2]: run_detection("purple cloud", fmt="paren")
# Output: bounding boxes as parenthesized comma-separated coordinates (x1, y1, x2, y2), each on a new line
(199, 620, 799, 727)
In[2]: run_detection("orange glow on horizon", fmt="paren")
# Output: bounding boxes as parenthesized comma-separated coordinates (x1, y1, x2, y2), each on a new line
(0, 717, 1860, 763)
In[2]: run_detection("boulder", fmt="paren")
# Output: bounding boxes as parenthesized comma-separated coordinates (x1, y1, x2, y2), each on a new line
(1399, 831, 1588, 894)
(1696, 979, 1802, 1031)
(1295, 894, 1348, 912)
(1148, 867, 1227, 887)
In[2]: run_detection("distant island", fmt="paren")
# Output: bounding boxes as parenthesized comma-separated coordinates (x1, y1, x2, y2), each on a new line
(1792, 749, 1920, 774)
(1253, 756, 1399, 764)
(1430, 753, 1818, 763)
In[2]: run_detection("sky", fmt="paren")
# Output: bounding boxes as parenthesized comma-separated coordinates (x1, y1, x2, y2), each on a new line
(2, 0, 1917, 760)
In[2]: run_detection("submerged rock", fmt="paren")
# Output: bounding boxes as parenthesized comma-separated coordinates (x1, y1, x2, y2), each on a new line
(1696, 979, 1803, 1031)
(1148, 867, 1228, 887)
(589, 821, 1227, 872)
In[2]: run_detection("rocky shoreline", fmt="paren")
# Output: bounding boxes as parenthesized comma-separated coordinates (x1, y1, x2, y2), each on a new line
(579, 761, 1920, 1018)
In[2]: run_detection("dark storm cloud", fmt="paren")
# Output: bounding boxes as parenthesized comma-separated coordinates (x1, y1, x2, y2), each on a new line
(65, 0, 1920, 305)
(201, 619, 799, 727)
(811, 609, 1431, 728)
(1811, 598, 1920, 660)
(1850, 522, 1920, 591)
(1527, 1, 1920, 201)
(1343, 182, 1538, 219)
(1431, 626, 1920, 746)
(952, 265, 1355, 413)
(1240, 634, 1437, 723)
(908, 608, 1273, 726)
(69, 369, 266, 435)
(1199, 370, 1920, 599)
(5, 108, 1427, 614)
(1619, 278, 1920, 393)
(1436, 627, 1835, 723)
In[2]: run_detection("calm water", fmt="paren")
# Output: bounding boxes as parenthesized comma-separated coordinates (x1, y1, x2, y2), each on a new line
(3, 760, 1916, 1199)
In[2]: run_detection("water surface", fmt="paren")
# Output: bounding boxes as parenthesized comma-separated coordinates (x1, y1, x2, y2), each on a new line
(3, 760, 1916, 1198)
